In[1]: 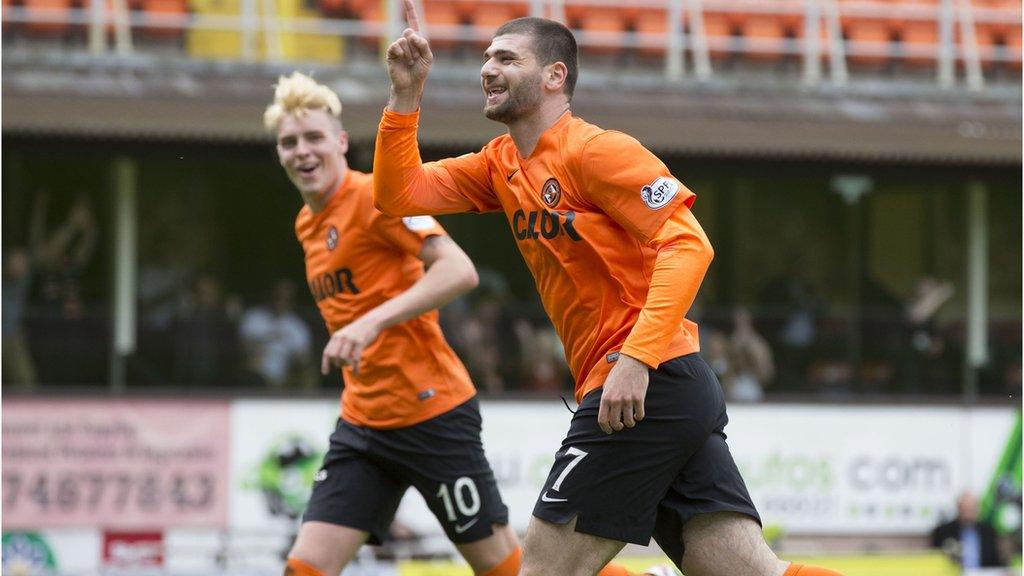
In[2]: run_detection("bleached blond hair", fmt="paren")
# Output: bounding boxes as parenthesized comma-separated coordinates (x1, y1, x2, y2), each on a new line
(263, 72, 343, 132)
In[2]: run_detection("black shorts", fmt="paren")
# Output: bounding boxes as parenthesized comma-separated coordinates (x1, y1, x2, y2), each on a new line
(303, 397, 509, 545)
(532, 353, 760, 567)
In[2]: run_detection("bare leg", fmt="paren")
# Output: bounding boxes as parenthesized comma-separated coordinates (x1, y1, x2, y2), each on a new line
(455, 523, 520, 575)
(520, 516, 625, 576)
(286, 521, 370, 576)
(680, 512, 788, 576)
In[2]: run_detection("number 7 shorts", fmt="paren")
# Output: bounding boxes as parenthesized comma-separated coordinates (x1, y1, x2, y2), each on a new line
(303, 397, 509, 544)
(531, 353, 761, 564)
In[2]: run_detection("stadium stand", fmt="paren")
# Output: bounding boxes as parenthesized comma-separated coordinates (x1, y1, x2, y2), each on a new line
(3, 0, 1021, 75)
(23, 0, 72, 36)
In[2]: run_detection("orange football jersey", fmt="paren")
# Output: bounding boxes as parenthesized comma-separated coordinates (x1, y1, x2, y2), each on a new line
(295, 169, 476, 428)
(375, 111, 709, 403)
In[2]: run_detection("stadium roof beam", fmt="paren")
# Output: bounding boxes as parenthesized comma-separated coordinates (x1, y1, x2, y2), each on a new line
(3, 65, 1018, 165)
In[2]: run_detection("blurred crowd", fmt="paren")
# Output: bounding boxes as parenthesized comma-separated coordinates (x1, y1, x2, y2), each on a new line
(2, 194, 1020, 399)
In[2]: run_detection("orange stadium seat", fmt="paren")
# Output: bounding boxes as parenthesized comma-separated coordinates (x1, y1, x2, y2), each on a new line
(569, 4, 631, 56)
(421, 0, 464, 48)
(843, 17, 892, 65)
(633, 6, 668, 58)
(140, 0, 187, 37)
(24, 0, 70, 35)
(701, 10, 739, 60)
(357, 0, 386, 50)
(900, 19, 938, 65)
(465, 1, 528, 46)
(975, 20, 1023, 68)
(740, 13, 789, 61)
(972, 0, 1023, 67)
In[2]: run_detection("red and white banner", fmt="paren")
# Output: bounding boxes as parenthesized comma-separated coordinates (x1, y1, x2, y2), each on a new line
(2, 399, 230, 529)
(102, 531, 164, 569)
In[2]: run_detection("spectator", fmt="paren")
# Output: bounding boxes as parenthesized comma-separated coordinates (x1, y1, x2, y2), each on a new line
(702, 309, 775, 402)
(703, 330, 731, 385)
(759, 263, 822, 390)
(460, 290, 506, 392)
(173, 274, 241, 385)
(455, 269, 517, 393)
(139, 237, 196, 331)
(904, 276, 955, 391)
(931, 491, 1006, 569)
(32, 192, 97, 320)
(727, 306, 775, 402)
(238, 279, 316, 390)
(514, 319, 570, 392)
(2, 247, 38, 388)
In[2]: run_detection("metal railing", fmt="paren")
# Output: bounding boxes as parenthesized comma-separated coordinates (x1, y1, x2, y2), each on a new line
(2, 0, 1021, 89)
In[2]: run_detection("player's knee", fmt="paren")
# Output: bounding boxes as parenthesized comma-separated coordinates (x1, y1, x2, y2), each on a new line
(458, 526, 519, 575)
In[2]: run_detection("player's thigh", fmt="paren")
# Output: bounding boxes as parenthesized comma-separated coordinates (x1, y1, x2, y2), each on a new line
(453, 523, 519, 575)
(288, 521, 370, 576)
(303, 420, 409, 547)
(649, 378, 762, 569)
(394, 399, 510, 545)
(533, 354, 725, 547)
(679, 512, 786, 576)
(520, 516, 623, 576)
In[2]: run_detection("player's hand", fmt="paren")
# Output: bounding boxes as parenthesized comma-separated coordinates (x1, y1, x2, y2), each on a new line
(321, 317, 383, 375)
(597, 353, 649, 434)
(385, 0, 433, 112)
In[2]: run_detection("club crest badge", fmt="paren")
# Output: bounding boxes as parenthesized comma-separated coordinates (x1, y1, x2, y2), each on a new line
(326, 226, 339, 250)
(541, 178, 561, 207)
(641, 177, 680, 210)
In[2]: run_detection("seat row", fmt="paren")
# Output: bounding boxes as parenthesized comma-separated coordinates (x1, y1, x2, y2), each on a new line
(3, 0, 1020, 66)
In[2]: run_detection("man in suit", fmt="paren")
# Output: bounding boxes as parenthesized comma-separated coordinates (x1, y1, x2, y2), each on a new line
(931, 491, 1006, 569)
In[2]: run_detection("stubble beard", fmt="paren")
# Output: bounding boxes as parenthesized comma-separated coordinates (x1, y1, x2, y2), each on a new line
(484, 74, 542, 124)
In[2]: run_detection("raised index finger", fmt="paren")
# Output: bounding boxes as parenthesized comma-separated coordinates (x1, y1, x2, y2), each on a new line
(403, 0, 421, 32)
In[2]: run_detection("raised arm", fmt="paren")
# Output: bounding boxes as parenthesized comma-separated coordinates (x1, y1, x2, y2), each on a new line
(375, 0, 498, 217)
(385, 0, 432, 113)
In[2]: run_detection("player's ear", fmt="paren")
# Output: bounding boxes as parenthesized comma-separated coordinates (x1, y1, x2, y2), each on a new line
(544, 62, 568, 94)
(337, 130, 349, 154)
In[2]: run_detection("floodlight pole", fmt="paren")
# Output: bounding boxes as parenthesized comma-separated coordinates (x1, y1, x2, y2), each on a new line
(110, 157, 138, 393)
(831, 174, 873, 394)
(963, 181, 988, 404)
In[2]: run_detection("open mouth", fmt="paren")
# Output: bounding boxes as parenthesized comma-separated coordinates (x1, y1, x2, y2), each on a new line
(485, 86, 507, 104)
(297, 164, 319, 179)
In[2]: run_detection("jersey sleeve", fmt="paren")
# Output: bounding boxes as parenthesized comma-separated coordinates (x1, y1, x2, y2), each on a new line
(578, 131, 695, 244)
(368, 210, 447, 257)
(374, 109, 502, 215)
(620, 205, 713, 367)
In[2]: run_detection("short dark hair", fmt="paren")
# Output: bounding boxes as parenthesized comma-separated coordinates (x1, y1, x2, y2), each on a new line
(494, 17, 578, 100)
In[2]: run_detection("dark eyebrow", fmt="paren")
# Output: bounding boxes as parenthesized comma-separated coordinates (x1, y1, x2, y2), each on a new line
(484, 48, 518, 61)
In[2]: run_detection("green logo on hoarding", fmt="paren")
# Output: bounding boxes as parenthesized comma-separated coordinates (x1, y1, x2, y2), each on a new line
(982, 412, 1022, 536)
(243, 434, 325, 520)
(2, 532, 58, 576)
